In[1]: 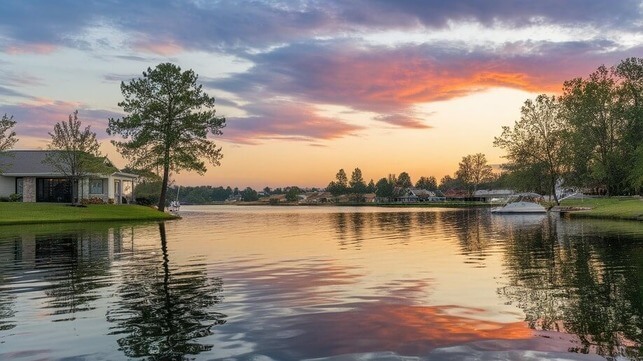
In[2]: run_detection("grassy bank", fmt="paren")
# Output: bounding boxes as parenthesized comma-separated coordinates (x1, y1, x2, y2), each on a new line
(0, 202, 178, 225)
(559, 197, 643, 221)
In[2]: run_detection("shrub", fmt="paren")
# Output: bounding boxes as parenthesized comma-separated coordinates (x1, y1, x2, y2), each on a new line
(81, 197, 105, 205)
(9, 193, 22, 202)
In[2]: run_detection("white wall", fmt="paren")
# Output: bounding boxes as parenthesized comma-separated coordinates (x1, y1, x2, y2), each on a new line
(0, 176, 15, 197)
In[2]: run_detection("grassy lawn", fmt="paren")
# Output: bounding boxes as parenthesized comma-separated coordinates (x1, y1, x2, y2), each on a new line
(560, 197, 643, 221)
(0, 202, 178, 225)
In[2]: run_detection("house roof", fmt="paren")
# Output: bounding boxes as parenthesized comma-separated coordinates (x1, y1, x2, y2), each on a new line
(0, 150, 125, 177)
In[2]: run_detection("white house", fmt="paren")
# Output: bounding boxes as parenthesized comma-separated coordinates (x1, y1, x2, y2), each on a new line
(0, 150, 137, 204)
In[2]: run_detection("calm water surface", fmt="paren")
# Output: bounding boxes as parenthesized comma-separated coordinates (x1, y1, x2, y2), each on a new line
(0, 206, 642, 360)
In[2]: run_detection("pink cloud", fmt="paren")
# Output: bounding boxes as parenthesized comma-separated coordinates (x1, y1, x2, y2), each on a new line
(5, 43, 57, 55)
(222, 101, 364, 144)
(2, 100, 120, 142)
(132, 39, 184, 55)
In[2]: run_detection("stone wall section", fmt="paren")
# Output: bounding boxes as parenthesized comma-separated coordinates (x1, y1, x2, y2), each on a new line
(23, 177, 36, 202)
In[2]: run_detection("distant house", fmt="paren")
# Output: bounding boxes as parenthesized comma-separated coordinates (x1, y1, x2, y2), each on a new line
(473, 189, 515, 202)
(0, 150, 137, 203)
(396, 188, 445, 202)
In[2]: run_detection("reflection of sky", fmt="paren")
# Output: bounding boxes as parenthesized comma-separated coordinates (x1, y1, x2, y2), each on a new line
(2, 207, 642, 360)
(166, 206, 533, 358)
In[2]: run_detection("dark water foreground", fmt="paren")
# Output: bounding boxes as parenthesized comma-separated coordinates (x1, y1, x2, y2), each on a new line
(0, 206, 642, 361)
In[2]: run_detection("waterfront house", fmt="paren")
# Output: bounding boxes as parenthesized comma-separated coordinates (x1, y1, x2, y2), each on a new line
(0, 150, 137, 204)
(396, 188, 446, 202)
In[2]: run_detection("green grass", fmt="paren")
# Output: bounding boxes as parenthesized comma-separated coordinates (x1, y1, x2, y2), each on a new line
(560, 197, 643, 221)
(0, 202, 178, 225)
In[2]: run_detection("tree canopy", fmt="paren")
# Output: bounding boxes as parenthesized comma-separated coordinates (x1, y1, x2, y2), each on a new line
(494, 95, 569, 204)
(455, 153, 493, 196)
(45, 110, 109, 204)
(107, 63, 225, 211)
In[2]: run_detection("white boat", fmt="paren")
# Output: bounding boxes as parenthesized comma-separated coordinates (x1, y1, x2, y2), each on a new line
(491, 193, 547, 214)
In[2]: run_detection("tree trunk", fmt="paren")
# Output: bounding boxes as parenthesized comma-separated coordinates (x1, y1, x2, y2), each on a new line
(158, 163, 170, 212)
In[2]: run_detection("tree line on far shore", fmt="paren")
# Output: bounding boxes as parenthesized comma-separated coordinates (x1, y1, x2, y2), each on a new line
(1, 58, 641, 209)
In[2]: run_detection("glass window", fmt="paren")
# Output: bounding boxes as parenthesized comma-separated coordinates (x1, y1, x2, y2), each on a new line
(90, 179, 104, 194)
(15, 178, 23, 195)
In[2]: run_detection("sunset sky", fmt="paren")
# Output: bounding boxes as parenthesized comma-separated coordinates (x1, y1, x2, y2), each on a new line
(1, 1, 642, 189)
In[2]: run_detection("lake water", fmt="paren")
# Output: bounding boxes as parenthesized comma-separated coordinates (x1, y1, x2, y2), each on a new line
(0, 206, 642, 361)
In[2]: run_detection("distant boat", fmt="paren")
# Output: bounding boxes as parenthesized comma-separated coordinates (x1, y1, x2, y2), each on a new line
(491, 193, 547, 214)
(169, 186, 180, 213)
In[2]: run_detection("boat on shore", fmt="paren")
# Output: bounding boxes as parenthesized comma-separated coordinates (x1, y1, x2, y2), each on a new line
(491, 193, 547, 214)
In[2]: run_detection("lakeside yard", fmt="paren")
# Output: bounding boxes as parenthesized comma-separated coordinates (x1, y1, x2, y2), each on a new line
(0, 203, 177, 225)
(560, 197, 643, 221)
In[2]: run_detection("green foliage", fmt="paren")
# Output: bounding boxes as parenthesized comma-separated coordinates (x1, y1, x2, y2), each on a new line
(494, 95, 568, 203)
(285, 186, 301, 202)
(0, 113, 17, 153)
(349, 167, 367, 195)
(367, 179, 375, 193)
(134, 181, 162, 206)
(241, 187, 258, 201)
(560, 62, 639, 195)
(396, 172, 412, 188)
(375, 177, 394, 199)
(45, 110, 111, 204)
(327, 169, 349, 196)
(438, 175, 465, 192)
(108, 63, 225, 211)
(415, 176, 437, 190)
(454, 153, 493, 196)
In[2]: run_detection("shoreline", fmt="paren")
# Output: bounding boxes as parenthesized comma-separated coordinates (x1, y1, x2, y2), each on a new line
(0, 203, 178, 226)
(1, 197, 640, 226)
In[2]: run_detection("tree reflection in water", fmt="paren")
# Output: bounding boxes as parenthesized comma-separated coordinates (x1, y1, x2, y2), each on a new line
(106, 222, 226, 360)
(499, 216, 643, 359)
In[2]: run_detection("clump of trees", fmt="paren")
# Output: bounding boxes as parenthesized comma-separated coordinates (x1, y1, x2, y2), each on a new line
(495, 57, 643, 200)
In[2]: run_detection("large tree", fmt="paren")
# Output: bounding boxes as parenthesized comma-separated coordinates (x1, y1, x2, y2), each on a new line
(455, 153, 493, 197)
(107, 63, 225, 211)
(45, 110, 108, 205)
(494, 95, 569, 204)
(560, 65, 628, 195)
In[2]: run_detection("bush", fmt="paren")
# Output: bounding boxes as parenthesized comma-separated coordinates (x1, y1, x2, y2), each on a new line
(135, 197, 153, 206)
(81, 197, 105, 205)
(9, 193, 22, 202)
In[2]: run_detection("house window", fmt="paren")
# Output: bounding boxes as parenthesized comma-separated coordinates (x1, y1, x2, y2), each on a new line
(15, 178, 23, 195)
(89, 179, 104, 194)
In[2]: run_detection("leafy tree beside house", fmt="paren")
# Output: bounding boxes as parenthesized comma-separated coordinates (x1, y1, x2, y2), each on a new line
(0, 114, 18, 174)
(107, 63, 225, 211)
(45, 110, 112, 205)
(0, 114, 17, 154)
